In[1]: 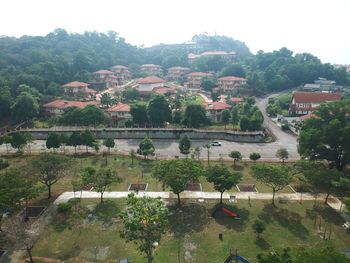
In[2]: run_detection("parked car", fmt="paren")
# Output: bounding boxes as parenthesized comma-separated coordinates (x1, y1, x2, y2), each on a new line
(211, 141, 222, 146)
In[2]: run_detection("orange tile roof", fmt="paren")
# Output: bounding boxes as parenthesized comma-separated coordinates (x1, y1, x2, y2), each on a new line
(94, 69, 114, 74)
(138, 76, 165, 84)
(230, 97, 244, 103)
(293, 92, 342, 103)
(111, 65, 128, 69)
(204, 101, 232, 111)
(107, 103, 130, 112)
(62, 81, 89, 88)
(152, 86, 176, 95)
(187, 72, 212, 77)
(43, 100, 99, 109)
(219, 76, 247, 81)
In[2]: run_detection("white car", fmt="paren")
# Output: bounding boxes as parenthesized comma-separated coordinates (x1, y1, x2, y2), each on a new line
(211, 141, 222, 146)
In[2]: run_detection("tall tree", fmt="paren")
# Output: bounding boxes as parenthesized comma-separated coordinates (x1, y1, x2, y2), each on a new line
(205, 165, 242, 204)
(30, 154, 69, 198)
(298, 101, 350, 172)
(130, 103, 148, 126)
(138, 137, 155, 159)
(46, 132, 62, 152)
(251, 164, 292, 206)
(229, 150, 242, 167)
(67, 131, 82, 154)
(221, 109, 231, 129)
(249, 152, 261, 162)
(103, 138, 115, 154)
(183, 104, 207, 128)
(10, 132, 28, 152)
(80, 129, 96, 153)
(11, 92, 39, 123)
(120, 194, 169, 263)
(100, 93, 116, 108)
(231, 106, 240, 128)
(81, 167, 121, 204)
(179, 135, 191, 156)
(201, 76, 217, 92)
(252, 219, 266, 239)
(276, 148, 289, 164)
(152, 159, 203, 204)
(148, 95, 172, 127)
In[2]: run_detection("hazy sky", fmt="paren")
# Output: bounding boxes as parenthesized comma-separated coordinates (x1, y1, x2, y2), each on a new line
(0, 0, 349, 64)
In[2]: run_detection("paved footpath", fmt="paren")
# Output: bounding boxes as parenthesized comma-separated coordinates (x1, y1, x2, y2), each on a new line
(54, 190, 344, 212)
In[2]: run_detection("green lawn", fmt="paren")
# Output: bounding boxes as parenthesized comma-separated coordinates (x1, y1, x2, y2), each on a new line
(5, 155, 299, 199)
(32, 199, 350, 262)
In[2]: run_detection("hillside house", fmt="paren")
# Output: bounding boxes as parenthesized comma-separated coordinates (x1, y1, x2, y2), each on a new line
(137, 76, 165, 95)
(217, 76, 247, 92)
(43, 100, 99, 117)
(110, 65, 132, 84)
(188, 50, 235, 63)
(167, 67, 191, 82)
(185, 72, 213, 90)
(204, 101, 232, 123)
(62, 81, 96, 98)
(106, 103, 131, 126)
(90, 70, 118, 90)
(289, 91, 342, 116)
(140, 64, 163, 76)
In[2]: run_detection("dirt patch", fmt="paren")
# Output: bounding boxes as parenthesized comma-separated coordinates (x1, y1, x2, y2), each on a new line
(185, 183, 202, 191)
(184, 241, 197, 262)
(128, 183, 148, 191)
(290, 184, 312, 193)
(326, 197, 338, 204)
(237, 184, 257, 192)
(20, 206, 46, 219)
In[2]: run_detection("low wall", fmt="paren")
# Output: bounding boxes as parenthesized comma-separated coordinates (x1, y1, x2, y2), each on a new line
(14, 128, 266, 143)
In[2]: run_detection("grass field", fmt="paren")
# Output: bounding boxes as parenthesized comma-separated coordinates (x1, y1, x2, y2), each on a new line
(4, 155, 297, 198)
(32, 199, 350, 263)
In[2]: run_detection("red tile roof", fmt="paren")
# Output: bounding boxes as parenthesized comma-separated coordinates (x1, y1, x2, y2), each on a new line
(187, 72, 212, 77)
(111, 65, 128, 69)
(62, 81, 89, 88)
(293, 92, 342, 103)
(94, 69, 114, 74)
(219, 76, 246, 81)
(107, 103, 130, 112)
(230, 97, 244, 103)
(43, 100, 99, 109)
(85, 88, 97, 94)
(152, 86, 176, 95)
(141, 64, 162, 68)
(138, 76, 165, 84)
(299, 113, 318, 121)
(204, 101, 232, 111)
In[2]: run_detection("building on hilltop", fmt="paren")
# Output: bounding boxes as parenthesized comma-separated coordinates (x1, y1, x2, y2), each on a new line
(188, 50, 235, 63)
(217, 76, 247, 92)
(110, 65, 132, 84)
(289, 91, 342, 116)
(302, 78, 342, 92)
(43, 100, 99, 116)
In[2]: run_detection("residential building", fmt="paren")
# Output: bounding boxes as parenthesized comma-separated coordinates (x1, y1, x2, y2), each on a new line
(289, 91, 342, 115)
(140, 64, 163, 76)
(137, 76, 166, 95)
(110, 65, 132, 84)
(152, 86, 176, 96)
(217, 76, 247, 91)
(62, 81, 97, 97)
(185, 72, 213, 90)
(302, 78, 342, 92)
(106, 103, 131, 126)
(90, 70, 118, 90)
(42, 100, 99, 116)
(188, 50, 235, 63)
(204, 101, 232, 123)
(166, 67, 191, 83)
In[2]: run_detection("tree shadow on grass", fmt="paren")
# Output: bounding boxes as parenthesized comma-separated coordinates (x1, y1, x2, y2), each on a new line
(168, 203, 210, 238)
(92, 200, 121, 224)
(210, 203, 250, 232)
(254, 238, 271, 250)
(313, 205, 344, 225)
(259, 204, 309, 240)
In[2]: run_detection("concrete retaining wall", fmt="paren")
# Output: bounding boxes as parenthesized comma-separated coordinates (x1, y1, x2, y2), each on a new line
(14, 128, 265, 143)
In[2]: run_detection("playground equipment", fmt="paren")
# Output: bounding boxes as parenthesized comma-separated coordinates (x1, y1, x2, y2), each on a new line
(212, 206, 240, 219)
(224, 249, 249, 263)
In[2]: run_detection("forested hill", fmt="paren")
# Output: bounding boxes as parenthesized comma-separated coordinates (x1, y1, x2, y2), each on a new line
(0, 29, 348, 104)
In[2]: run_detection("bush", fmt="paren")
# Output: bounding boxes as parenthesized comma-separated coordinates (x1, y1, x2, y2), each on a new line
(0, 158, 9, 170)
(57, 202, 72, 214)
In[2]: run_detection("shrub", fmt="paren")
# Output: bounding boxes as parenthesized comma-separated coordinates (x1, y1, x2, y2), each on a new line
(0, 158, 9, 170)
(57, 202, 72, 214)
